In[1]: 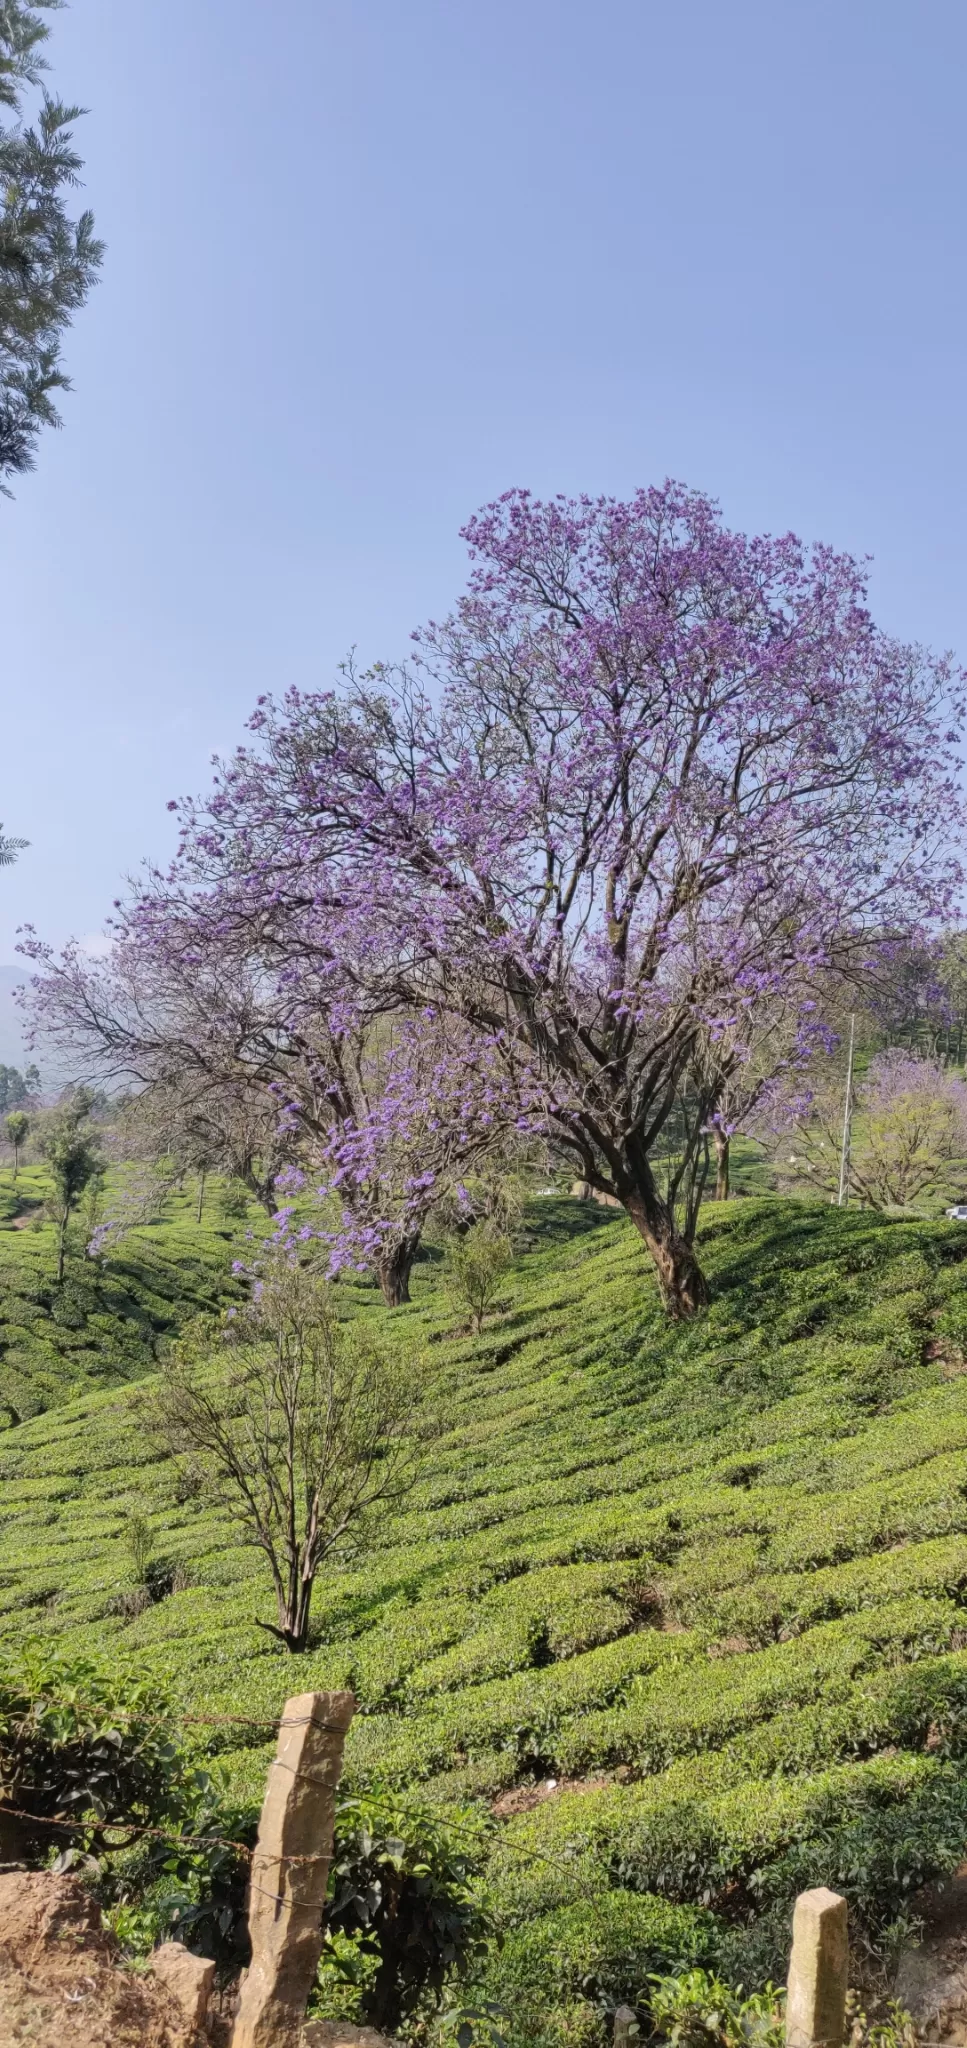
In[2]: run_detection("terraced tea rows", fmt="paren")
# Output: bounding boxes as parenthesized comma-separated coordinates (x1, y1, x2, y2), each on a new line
(4, 1195, 967, 2032)
(0, 1167, 249, 1415)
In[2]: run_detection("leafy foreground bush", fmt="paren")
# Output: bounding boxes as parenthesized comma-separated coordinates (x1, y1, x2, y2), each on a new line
(0, 1643, 252, 1961)
(0, 1645, 495, 2016)
(316, 1791, 493, 2031)
(0, 1644, 200, 1861)
(476, 1893, 720, 2048)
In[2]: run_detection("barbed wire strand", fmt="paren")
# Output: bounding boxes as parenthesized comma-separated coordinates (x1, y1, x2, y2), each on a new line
(0, 1698, 613, 1911)
(0, 1773, 603, 1898)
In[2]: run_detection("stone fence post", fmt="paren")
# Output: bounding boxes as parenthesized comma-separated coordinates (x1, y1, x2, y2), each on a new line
(230, 1688, 356, 2048)
(785, 1887, 848, 2048)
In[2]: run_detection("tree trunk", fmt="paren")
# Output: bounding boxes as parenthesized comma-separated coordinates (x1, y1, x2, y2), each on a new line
(12, 1144, 18, 1181)
(713, 1130, 730, 1201)
(622, 1181, 709, 1318)
(196, 1168, 206, 1223)
(278, 1611, 311, 1653)
(238, 1159, 279, 1216)
(277, 1568, 313, 1652)
(376, 1237, 419, 1308)
(56, 1216, 66, 1285)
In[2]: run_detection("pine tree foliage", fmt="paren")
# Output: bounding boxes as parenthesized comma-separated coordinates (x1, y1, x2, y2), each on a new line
(0, 1, 102, 487)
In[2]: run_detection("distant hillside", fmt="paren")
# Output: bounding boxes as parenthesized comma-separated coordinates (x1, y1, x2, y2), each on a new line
(0, 1165, 246, 1416)
(0, 965, 27, 1068)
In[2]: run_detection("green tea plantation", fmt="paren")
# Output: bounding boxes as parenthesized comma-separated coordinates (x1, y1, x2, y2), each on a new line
(5, 1193, 967, 2041)
(0, 1166, 244, 1417)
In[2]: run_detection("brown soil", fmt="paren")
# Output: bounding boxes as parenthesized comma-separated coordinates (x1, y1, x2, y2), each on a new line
(923, 1338, 967, 1378)
(0, 1871, 203, 2048)
(895, 1866, 967, 2043)
(491, 1772, 614, 1818)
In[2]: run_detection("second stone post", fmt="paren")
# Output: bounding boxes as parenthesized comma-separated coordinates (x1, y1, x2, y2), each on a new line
(231, 1688, 356, 2048)
(785, 1886, 848, 2048)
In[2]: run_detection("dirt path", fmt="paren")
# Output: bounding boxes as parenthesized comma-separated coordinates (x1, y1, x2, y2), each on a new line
(0, 1871, 202, 2048)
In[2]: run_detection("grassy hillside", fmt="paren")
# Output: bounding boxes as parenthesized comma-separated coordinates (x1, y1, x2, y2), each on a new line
(0, 1166, 245, 1417)
(4, 1194, 967, 2035)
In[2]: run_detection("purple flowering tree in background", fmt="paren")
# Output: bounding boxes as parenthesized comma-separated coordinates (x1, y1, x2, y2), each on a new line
(688, 984, 842, 1202)
(295, 1016, 532, 1304)
(19, 934, 302, 1211)
(768, 1050, 967, 1210)
(23, 483, 967, 1316)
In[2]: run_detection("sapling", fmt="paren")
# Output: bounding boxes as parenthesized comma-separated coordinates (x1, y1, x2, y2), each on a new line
(36, 1091, 103, 1283)
(4, 1109, 29, 1179)
(153, 1263, 424, 1651)
(444, 1226, 514, 1334)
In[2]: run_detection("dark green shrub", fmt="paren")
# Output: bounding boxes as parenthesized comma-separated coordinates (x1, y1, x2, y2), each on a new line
(103, 1789, 255, 1969)
(754, 1763, 967, 1931)
(323, 1789, 493, 2031)
(0, 1645, 197, 1860)
(105, 1779, 495, 2009)
(479, 1892, 719, 2048)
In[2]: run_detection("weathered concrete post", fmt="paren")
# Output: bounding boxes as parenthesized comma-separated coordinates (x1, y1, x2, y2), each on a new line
(613, 2005, 639, 2047)
(785, 1887, 848, 2048)
(230, 1689, 356, 2048)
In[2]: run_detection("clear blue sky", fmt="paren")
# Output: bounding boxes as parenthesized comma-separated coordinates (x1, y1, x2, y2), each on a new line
(3, 0, 967, 964)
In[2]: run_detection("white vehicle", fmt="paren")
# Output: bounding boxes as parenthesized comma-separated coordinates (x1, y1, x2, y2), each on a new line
(945, 1204, 967, 1221)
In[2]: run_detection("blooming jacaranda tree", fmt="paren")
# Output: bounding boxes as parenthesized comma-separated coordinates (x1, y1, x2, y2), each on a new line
(25, 483, 967, 1315)
(766, 1047, 967, 1211)
(20, 919, 522, 1305)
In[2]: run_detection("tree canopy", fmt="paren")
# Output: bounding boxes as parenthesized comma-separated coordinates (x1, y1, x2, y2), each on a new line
(24, 486, 967, 1315)
(0, 1061, 39, 1112)
(0, 0, 102, 486)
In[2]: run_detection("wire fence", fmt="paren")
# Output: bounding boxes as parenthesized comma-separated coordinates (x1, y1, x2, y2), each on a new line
(0, 1691, 604, 1912)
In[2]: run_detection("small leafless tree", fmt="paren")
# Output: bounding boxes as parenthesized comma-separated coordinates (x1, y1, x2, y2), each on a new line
(153, 1265, 423, 1651)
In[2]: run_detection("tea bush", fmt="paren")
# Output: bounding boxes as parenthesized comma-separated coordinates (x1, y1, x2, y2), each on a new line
(0, 1165, 245, 1413)
(0, 1642, 198, 1859)
(3, 1196, 967, 2039)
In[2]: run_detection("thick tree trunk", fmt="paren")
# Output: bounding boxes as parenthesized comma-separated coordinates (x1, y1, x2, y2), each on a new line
(622, 1182, 709, 1318)
(196, 1168, 206, 1223)
(255, 1566, 315, 1653)
(713, 1130, 730, 1201)
(279, 1586, 312, 1653)
(376, 1237, 419, 1308)
(56, 1218, 66, 1285)
(238, 1160, 279, 1216)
